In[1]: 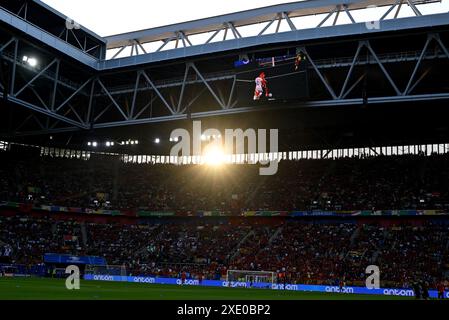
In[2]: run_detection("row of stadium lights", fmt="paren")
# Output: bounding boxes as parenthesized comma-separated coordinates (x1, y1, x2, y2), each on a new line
(22, 56, 38, 67)
(156, 135, 220, 144)
(87, 135, 220, 147)
(87, 140, 139, 147)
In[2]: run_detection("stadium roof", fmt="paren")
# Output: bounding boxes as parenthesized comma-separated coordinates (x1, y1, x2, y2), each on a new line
(1, 0, 449, 152)
(32, 0, 105, 43)
(104, 0, 432, 49)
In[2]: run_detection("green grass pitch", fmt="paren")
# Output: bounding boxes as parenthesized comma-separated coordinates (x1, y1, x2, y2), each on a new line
(0, 277, 412, 300)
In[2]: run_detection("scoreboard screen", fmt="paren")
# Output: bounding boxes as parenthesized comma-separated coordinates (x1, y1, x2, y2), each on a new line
(234, 58, 309, 106)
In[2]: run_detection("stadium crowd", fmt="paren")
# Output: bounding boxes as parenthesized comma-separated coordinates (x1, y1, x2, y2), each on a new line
(1, 150, 449, 290)
(1, 152, 449, 213)
(1, 214, 448, 289)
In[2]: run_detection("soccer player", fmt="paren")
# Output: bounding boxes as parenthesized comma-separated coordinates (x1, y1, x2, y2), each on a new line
(412, 281, 422, 299)
(437, 281, 445, 299)
(181, 271, 186, 285)
(338, 276, 345, 293)
(421, 281, 429, 300)
(294, 54, 302, 71)
(281, 268, 287, 289)
(253, 72, 270, 100)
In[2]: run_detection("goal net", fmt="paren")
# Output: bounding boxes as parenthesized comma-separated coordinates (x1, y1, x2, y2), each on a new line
(226, 270, 275, 289)
(85, 264, 127, 276)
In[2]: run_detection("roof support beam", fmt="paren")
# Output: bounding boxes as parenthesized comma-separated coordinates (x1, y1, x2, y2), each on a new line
(97, 79, 128, 120)
(140, 70, 176, 115)
(258, 15, 278, 36)
(299, 47, 337, 99)
(364, 41, 401, 96)
(55, 78, 93, 112)
(189, 63, 226, 109)
(14, 59, 58, 98)
(316, 6, 338, 28)
(406, 0, 422, 16)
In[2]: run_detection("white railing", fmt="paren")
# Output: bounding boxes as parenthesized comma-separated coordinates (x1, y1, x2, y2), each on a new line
(37, 142, 449, 165)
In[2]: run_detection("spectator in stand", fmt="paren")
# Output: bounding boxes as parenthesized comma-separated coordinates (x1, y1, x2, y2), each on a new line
(1, 152, 449, 213)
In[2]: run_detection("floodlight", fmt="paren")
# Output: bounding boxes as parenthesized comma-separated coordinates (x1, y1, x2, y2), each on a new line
(27, 58, 38, 67)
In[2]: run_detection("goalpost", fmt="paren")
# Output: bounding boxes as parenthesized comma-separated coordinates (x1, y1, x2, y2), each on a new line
(85, 264, 127, 276)
(226, 270, 275, 288)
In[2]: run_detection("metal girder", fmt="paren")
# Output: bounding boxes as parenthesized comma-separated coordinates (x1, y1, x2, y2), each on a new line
(0, 7, 100, 67)
(342, 4, 356, 24)
(0, 36, 87, 92)
(60, 93, 449, 132)
(51, 60, 60, 110)
(317, 6, 339, 28)
(10, 90, 449, 137)
(103, 0, 444, 61)
(0, 92, 87, 129)
(0, 37, 15, 53)
(9, 39, 18, 95)
(2, 8, 449, 137)
(177, 65, 190, 113)
(101, 12, 449, 70)
(106, 0, 435, 49)
(1, 0, 106, 59)
(299, 47, 337, 99)
(13, 59, 58, 97)
(258, 15, 278, 36)
(140, 71, 176, 115)
(1, 0, 445, 70)
(189, 63, 226, 110)
(406, 0, 422, 16)
(55, 78, 93, 112)
(97, 79, 128, 120)
(90, 33, 449, 129)
(364, 41, 401, 96)
(94, 47, 446, 98)
(179, 87, 208, 114)
(133, 95, 158, 120)
(338, 42, 364, 99)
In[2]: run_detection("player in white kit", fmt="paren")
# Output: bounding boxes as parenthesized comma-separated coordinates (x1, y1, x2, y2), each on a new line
(253, 72, 271, 100)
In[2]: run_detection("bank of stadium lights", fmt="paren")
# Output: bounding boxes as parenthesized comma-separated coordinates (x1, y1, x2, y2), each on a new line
(120, 140, 139, 145)
(87, 141, 115, 148)
(169, 137, 179, 142)
(201, 134, 221, 141)
(154, 138, 160, 144)
(22, 56, 38, 68)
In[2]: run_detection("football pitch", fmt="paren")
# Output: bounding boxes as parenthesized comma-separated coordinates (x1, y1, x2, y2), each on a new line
(0, 277, 413, 300)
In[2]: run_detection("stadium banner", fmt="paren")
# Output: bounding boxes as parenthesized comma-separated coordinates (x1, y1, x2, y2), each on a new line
(290, 211, 340, 217)
(137, 211, 176, 217)
(83, 274, 449, 299)
(242, 211, 289, 217)
(44, 254, 106, 265)
(0, 201, 20, 208)
(85, 208, 122, 216)
(289, 210, 449, 217)
(198, 211, 227, 217)
(3, 201, 449, 217)
(0, 202, 123, 216)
